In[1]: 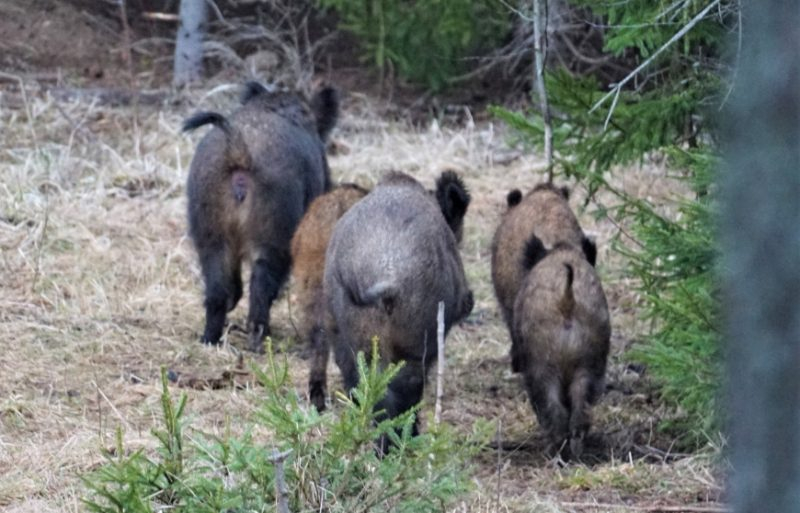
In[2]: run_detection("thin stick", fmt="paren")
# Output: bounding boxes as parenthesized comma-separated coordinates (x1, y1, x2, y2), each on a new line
(270, 449, 293, 513)
(493, 417, 503, 510)
(117, 0, 134, 78)
(532, 0, 554, 181)
(589, 0, 721, 123)
(434, 301, 445, 425)
(560, 502, 728, 512)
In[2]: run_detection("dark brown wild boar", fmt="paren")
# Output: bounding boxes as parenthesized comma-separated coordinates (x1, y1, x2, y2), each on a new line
(289, 183, 369, 411)
(491, 183, 596, 328)
(183, 82, 339, 352)
(513, 234, 610, 459)
(322, 171, 473, 430)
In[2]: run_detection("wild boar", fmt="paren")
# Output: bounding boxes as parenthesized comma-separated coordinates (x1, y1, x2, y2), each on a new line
(289, 183, 369, 411)
(491, 183, 595, 326)
(512, 234, 610, 458)
(322, 171, 474, 428)
(183, 82, 339, 352)
(491, 183, 596, 371)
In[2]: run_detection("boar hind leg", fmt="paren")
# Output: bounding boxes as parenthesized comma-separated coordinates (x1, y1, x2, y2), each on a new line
(525, 370, 569, 455)
(199, 245, 241, 345)
(567, 369, 594, 459)
(247, 251, 291, 353)
(375, 360, 425, 455)
(381, 361, 425, 431)
(308, 326, 329, 411)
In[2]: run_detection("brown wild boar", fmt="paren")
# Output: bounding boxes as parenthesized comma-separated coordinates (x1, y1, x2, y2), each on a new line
(183, 82, 339, 352)
(491, 183, 596, 327)
(513, 234, 610, 459)
(289, 183, 369, 411)
(491, 183, 596, 371)
(322, 171, 474, 429)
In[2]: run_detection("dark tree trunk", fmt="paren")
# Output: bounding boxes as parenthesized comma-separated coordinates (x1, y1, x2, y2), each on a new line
(173, 0, 208, 87)
(722, 3, 800, 513)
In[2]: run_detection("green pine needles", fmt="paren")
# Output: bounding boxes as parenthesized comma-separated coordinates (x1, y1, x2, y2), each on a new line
(83, 340, 489, 512)
(317, 0, 508, 90)
(492, 1, 735, 448)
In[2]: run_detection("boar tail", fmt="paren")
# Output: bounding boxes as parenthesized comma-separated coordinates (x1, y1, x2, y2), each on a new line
(558, 264, 575, 319)
(361, 281, 399, 315)
(311, 86, 340, 142)
(182, 112, 252, 173)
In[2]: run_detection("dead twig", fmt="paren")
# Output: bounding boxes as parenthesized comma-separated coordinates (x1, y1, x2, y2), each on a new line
(434, 300, 445, 425)
(270, 449, 293, 513)
(590, 0, 721, 128)
(561, 502, 728, 512)
(141, 11, 180, 22)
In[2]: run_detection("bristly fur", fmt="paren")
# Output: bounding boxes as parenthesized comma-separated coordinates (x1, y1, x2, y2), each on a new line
(311, 86, 340, 142)
(532, 182, 570, 200)
(507, 189, 522, 207)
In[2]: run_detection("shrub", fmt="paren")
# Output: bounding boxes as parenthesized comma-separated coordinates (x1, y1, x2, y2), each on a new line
(490, 0, 735, 447)
(318, 0, 509, 90)
(83, 341, 488, 512)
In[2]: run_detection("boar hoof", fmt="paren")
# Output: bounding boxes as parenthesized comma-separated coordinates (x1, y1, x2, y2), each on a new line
(248, 324, 268, 353)
(309, 383, 327, 412)
(201, 335, 222, 346)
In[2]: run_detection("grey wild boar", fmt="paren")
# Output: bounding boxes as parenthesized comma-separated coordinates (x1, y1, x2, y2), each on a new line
(183, 82, 339, 352)
(513, 234, 610, 459)
(322, 171, 474, 429)
(289, 183, 369, 411)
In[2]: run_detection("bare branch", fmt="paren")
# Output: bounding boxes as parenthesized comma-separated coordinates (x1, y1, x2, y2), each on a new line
(590, 0, 721, 123)
(270, 449, 293, 513)
(434, 300, 445, 425)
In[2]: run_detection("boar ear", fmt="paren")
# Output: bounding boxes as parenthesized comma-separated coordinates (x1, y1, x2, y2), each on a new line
(581, 236, 597, 267)
(436, 170, 471, 234)
(241, 81, 271, 104)
(560, 186, 570, 200)
(506, 189, 522, 207)
(522, 234, 548, 270)
(311, 86, 340, 142)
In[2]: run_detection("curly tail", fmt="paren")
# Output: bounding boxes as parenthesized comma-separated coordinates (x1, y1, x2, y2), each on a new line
(183, 112, 252, 173)
(557, 264, 575, 319)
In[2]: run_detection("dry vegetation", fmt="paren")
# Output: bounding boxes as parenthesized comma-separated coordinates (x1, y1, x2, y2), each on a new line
(0, 87, 723, 512)
(0, 2, 724, 512)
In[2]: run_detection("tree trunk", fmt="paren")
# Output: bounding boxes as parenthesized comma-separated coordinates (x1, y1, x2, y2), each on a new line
(531, 0, 553, 182)
(722, 3, 800, 513)
(173, 0, 208, 87)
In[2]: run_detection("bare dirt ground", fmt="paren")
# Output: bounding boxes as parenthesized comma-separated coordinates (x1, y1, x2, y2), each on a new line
(0, 2, 724, 512)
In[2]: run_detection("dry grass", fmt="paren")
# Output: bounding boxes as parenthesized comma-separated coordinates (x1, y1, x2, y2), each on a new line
(0, 85, 723, 512)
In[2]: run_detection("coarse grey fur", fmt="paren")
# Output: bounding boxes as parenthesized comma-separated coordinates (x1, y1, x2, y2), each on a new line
(322, 171, 474, 435)
(184, 82, 339, 352)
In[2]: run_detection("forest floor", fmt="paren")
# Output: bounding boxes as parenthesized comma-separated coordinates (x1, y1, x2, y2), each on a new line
(0, 1, 725, 512)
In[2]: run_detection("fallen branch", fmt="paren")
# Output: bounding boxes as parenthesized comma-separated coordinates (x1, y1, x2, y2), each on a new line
(142, 11, 180, 22)
(561, 502, 728, 513)
(48, 87, 171, 107)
